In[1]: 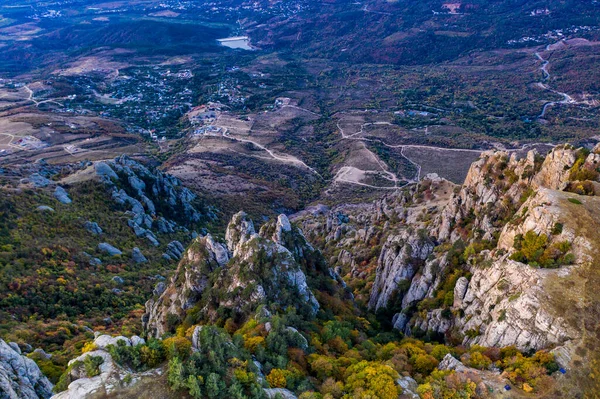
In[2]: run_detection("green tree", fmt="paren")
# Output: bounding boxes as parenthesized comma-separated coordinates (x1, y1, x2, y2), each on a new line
(187, 375, 203, 399)
(206, 373, 222, 399)
(167, 357, 186, 391)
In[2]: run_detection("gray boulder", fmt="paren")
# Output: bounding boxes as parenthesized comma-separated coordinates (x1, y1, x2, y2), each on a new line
(84, 221, 103, 235)
(140, 195, 156, 215)
(0, 339, 53, 399)
(27, 173, 52, 188)
(83, 252, 102, 266)
(153, 282, 166, 296)
(396, 376, 419, 399)
(36, 206, 54, 212)
(146, 234, 160, 247)
(33, 348, 51, 360)
(130, 336, 146, 346)
(98, 243, 122, 256)
(132, 248, 148, 264)
(54, 186, 72, 204)
(438, 353, 469, 372)
(93, 335, 131, 350)
(128, 220, 147, 237)
(164, 240, 185, 260)
(95, 162, 119, 181)
(156, 217, 175, 234)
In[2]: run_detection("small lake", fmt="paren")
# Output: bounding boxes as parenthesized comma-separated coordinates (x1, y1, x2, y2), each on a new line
(217, 36, 253, 50)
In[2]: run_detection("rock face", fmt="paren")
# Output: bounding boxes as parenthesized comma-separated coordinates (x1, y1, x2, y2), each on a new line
(0, 338, 53, 399)
(297, 145, 598, 368)
(533, 145, 576, 190)
(52, 335, 159, 399)
(94, 156, 210, 253)
(144, 212, 328, 337)
(144, 234, 228, 337)
(225, 211, 257, 256)
(454, 256, 574, 350)
(369, 230, 435, 310)
(360, 147, 591, 351)
(438, 353, 469, 372)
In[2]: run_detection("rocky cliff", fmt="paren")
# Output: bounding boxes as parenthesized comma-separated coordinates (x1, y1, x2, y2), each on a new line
(295, 144, 600, 394)
(144, 212, 329, 337)
(0, 339, 53, 399)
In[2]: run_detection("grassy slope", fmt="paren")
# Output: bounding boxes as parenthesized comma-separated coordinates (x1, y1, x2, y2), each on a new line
(542, 191, 600, 396)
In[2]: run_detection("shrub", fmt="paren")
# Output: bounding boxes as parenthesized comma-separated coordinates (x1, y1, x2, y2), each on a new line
(140, 339, 166, 368)
(163, 336, 192, 360)
(464, 351, 491, 370)
(343, 361, 400, 399)
(430, 345, 452, 361)
(81, 341, 97, 353)
(244, 336, 266, 353)
(551, 223, 563, 235)
(83, 355, 104, 377)
(498, 310, 507, 322)
(320, 378, 343, 398)
(167, 357, 186, 391)
(266, 368, 290, 388)
(412, 354, 439, 374)
(510, 231, 573, 268)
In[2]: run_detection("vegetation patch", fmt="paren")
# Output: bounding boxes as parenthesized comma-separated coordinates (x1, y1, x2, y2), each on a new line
(510, 230, 574, 268)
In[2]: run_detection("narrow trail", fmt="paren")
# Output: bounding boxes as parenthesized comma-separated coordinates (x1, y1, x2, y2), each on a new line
(208, 115, 322, 177)
(204, 103, 557, 192)
(401, 146, 421, 182)
(534, 45, 578, 118)
(333, 168, 402, 190)
(361, 4, 393, 16)
(24, 85, 64, 108)
(336, 121, 556, 188)
(282, 104, 320, 117)
(363, 142, 400, 187)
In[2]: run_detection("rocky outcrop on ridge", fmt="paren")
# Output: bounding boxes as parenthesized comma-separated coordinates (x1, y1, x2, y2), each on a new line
(94, 156, 213, 249)
(144, 212, 327, 337)
(143, 234, 229, 337)
(297, 144, 600, 378)
(0, 338, 53, 399)
(368, 229, 435, 310)
(51, 334, 162, 399)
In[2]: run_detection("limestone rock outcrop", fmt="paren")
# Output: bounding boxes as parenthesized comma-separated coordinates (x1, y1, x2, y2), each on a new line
(94, 156, 211, 256)
(52, 335, 159, 399)
(143, 234, 228, 337)
(0, 338, 53, 399)
(369, 230, 435, 310)
(144, 211, 328, 337)
(297, 145, 596, 365)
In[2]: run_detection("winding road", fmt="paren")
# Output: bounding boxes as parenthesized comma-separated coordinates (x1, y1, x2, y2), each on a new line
(534, 46, 578, 118)
(24, 85, 64, 108)
(205, 115, 322, 177)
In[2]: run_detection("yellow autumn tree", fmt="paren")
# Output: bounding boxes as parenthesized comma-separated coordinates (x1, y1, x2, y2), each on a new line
(266, 368, 290, 388)
(342, 361, 400, 399)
